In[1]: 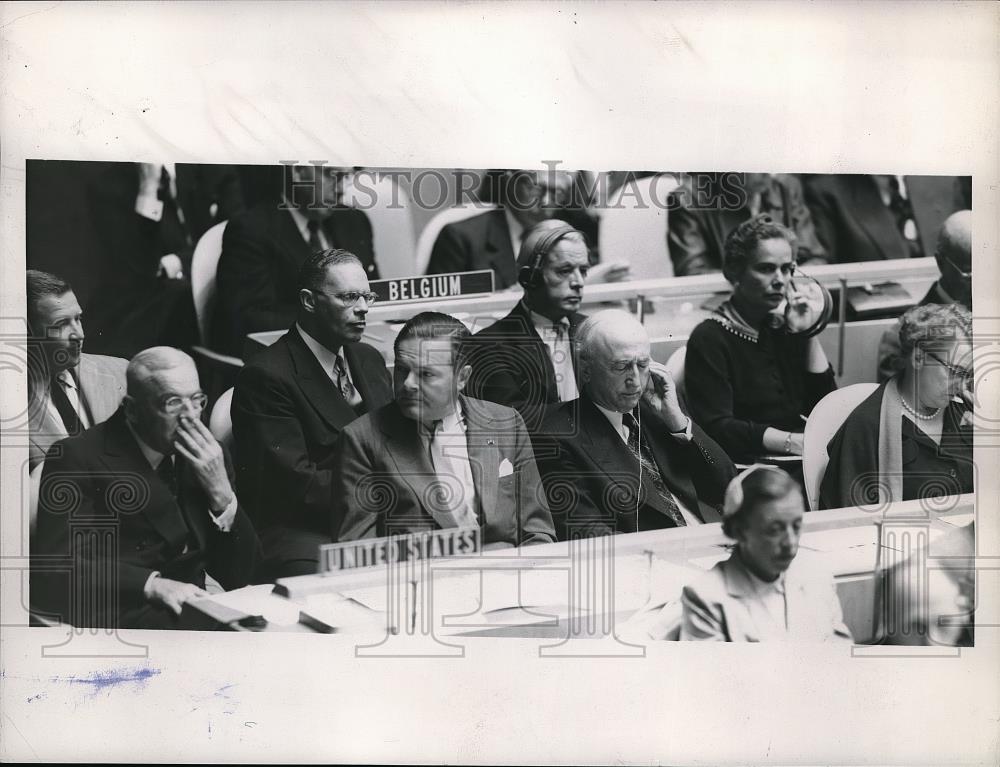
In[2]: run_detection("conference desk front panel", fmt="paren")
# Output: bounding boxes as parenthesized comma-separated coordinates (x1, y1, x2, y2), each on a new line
(186, 496, 974, 642)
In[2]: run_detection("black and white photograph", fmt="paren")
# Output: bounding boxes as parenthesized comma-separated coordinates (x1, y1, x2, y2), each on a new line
(1, 2, 998, 765)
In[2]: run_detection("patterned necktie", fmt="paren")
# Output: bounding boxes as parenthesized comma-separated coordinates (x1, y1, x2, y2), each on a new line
(334, 354, 362, 408)
(622, 412, 685, 527)
(306, 219, 323, 253)
(887, 176, 924, 258)
(50, 373, 80, 435)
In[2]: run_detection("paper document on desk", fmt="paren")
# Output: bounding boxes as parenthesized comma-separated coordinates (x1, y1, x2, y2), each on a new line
(299, 592, 387, 633)
(192, 584, 302, 627)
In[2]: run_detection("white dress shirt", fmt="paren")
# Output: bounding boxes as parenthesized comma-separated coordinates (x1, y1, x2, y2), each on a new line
(743, 565, 789, 636)
(527, 305, 579, 402)
(592, 402, 702, 526)
(286, 199, 331, 250)
(45, 369, 91, 434)
(420, 404, 479, 529)
(296, 323, 355, 389)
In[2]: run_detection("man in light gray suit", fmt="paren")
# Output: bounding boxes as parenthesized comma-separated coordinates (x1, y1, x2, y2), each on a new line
(27, 270, 127, 469)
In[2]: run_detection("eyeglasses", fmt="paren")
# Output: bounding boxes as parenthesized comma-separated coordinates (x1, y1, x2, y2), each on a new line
(925, 351, 974, 381)
(941, 254, 972, 280)
(159, 392, 208, 415)
(318, 290, 378, 307)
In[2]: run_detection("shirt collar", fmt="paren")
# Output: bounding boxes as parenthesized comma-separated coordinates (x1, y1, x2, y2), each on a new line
(593, 400, 630, 433)
(125, 420, 169, 470)
(525, 301, 570, 336)
(55, 368, 78, 390)
(284, 197, 315, 243)
(296, 323, 342, 372)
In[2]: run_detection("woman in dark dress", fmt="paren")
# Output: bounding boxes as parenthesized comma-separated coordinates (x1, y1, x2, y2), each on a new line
(686, 215, 837, 464)
(820, 303, 973, 509)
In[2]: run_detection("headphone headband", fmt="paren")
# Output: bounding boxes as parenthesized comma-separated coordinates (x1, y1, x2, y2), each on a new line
(722, 464, 785, 518)
(517, 222, 580, 290)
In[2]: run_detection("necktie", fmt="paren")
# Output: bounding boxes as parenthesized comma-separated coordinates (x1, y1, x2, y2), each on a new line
(622, 412, 685, 527)
(50, 373, 80, 435)
(334, 354, 362, 408)
(425, 420, 477, 529)
(550, 322, 577, 402)
(887, 176, 923, 258)
(307, 219, 323, 252)
(157, 456, 195, 547)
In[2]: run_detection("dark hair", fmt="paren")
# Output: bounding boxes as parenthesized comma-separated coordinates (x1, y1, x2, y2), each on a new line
(722, 214, 797, 283)
(898, 303, 973, 359)
(393, 311, 472, 371)
(721, 467, 801, 539)
(297, 249, 363, 292)
(26, 269, 72, 333)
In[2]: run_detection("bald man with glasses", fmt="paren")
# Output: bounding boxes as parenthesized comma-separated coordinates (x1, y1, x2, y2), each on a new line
(232, 249, 393, 579)
(31, 347, 261, 629)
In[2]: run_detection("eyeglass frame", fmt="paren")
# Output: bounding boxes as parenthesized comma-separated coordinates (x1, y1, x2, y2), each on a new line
(159, 392, 209, 415)
(313, 289, 379, 307)
(940, 253, 973, 280)
(924, 350, 974, 381)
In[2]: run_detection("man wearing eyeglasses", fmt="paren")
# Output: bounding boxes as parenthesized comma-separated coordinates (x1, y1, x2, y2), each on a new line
(877, 210, 972, 381)
(31, 347, 261, 629)
(232, 249, 393, 579)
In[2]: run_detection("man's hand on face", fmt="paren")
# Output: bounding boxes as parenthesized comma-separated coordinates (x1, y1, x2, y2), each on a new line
(173, 415, 234, 511)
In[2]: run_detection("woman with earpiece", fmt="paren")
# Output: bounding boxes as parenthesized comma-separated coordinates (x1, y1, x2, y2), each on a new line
(685, 215, 837, 464)
(681, 466, 853, 642)
(820, 303, 974, 510)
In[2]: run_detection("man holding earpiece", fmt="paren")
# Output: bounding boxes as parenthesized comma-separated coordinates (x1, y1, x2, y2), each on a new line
(466, 219, 590, 432)
(534, 310, 736, 541)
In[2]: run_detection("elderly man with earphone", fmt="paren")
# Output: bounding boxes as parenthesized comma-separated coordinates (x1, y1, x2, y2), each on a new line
(532, 309, 736, 541)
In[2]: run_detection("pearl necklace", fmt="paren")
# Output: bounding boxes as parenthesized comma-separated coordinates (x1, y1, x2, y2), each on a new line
(899, 392, 941, 421)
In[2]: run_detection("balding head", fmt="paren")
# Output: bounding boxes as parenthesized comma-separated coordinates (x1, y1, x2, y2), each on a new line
(576, 310, 651, 413)
(125, 347, 204, 454)
(935, 210, 972, 307)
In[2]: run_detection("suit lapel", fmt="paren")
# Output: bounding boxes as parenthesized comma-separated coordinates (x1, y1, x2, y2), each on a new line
(508, 303, 559, 401)
(462, 398, 499, 531)
(380, 404, 453, 531)
(640, 404, 701, 518)
(579, 399, 641, 507)
(76, 354, 117, 424)
(723, 554, 763, 642)
(101, 411, 190, 547)
(854, 176, 906, 260)
(286, 328, 360, 431)
(343, 343, 388, 412)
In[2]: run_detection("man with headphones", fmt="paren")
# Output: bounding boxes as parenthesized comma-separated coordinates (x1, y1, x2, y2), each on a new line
(534, 309, 736, 541)
(465, 219, 591, 433)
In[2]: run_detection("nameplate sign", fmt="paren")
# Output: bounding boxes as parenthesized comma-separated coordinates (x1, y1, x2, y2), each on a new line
(370, 270, 495, 304)
(319, 528, 481, 572)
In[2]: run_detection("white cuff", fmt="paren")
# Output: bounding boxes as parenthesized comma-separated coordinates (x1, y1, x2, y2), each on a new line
(669, 416, 693, 443)
(210, 496, 239, 533)
(135, 194, 164, 221)
(143, 571, 161, 600)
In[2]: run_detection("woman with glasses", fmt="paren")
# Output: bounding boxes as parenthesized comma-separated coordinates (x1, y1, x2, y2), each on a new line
(685, 215, 837, 464)
(680, 466, 852, 642)
(820, 303, 974, 509)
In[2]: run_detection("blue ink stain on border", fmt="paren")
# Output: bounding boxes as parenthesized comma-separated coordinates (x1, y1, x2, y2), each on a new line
(51, 666, 161, 697)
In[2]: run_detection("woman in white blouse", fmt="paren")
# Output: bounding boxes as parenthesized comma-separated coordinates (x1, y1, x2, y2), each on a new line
(681, 466, 852, 642)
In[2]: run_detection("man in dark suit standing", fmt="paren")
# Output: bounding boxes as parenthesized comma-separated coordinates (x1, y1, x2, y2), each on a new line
(801, 174, 968, 264)
(535, 310, 736, 541)
(31, 347, 260, 629)
(213, 164, 378, 357)
(336, 312, 555, 546)
(26, 269, 128, 470)
(232, 249, 392, 578)
(466, 219, 590, 432)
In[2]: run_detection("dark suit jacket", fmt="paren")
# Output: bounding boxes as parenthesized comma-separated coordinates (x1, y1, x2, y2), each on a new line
(534, 398, 736, 540)
(30, 408, 261, 629)
(62, 161, 244, 357)
(802, 174, 967, 264)
(336, 397, 556, 546)
(231, 326, 392, 575)
(426, 209, 518, 289)
(668, 174, 826, 276)
(212, 204, 378, 357)
(466, 302, 586, 432)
